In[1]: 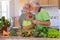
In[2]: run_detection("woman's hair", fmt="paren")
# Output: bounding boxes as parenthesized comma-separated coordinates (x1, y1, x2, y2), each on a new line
(22, 3, 31, 13)
(23, 3, 30, 9)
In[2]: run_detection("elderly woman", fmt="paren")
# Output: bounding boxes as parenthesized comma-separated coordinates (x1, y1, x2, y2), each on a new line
(18, 4, 35, 30)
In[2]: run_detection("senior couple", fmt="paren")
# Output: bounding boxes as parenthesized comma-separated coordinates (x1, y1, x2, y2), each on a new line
(18, 3, 50, 30)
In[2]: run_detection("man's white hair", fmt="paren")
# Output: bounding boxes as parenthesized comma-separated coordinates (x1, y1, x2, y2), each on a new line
(29, 0, 40, 8)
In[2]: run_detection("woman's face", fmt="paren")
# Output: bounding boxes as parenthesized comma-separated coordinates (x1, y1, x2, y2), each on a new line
(23, 6, 30, 14)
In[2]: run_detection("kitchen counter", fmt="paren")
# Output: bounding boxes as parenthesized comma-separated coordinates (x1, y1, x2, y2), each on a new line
(0, 36, 60, 40)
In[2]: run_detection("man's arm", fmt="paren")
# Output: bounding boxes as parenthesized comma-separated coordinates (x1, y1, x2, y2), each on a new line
(32, 9, 50, 26)
(32, 20, 50, 26)
(38, 20, 50, 26)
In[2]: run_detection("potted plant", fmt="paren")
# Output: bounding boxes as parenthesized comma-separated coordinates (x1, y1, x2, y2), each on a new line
(0, 16, 11, 33)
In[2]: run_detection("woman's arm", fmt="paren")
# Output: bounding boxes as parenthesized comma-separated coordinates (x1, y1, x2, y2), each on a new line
(23, 24, 35, 30)
(18, 14, 24, 30)
(28, 24, 35, 29)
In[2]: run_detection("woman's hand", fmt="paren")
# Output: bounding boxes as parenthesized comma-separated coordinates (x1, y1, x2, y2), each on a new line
(23, 26, 29, 30)
(32, 20, 40, 24)
(23, 24, 34, 30)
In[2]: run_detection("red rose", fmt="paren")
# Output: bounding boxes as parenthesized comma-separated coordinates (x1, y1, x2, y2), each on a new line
(29, 16, 32, 18)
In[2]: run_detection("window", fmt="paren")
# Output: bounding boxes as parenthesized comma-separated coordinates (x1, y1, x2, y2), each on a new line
(0, 1, 2, 18)
(0, 1, 10, 19)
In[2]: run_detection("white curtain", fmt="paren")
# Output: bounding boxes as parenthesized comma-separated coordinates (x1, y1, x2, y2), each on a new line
(0, 1, 2, 18)
(0, 0, 10, 19)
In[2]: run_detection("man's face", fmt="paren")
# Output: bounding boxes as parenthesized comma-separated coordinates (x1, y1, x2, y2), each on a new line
(30, 4, 39, 12)
(33, 6, 39, 12)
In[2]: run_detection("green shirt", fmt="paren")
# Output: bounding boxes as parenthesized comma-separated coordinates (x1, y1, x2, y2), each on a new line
(35, 8, 50, 29)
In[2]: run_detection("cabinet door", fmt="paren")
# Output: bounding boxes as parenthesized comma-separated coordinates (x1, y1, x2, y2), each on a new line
(58, 0, 60, 9)
(18, 0, 30, 8)
(39, 0, 48, 5)
(49, 0, 58, 5)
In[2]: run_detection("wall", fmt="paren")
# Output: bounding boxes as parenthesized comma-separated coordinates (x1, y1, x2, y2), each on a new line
(10, 0, 15, 17)
(10, 0, 19, 17)
(10, 0, 19, 27)
(42, 6, 59, 29)
(58, 0, 60, 30)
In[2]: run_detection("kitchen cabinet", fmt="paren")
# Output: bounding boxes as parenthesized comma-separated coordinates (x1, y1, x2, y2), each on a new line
(18, 0, 30, 8)
(18, 0, 58, 8)
(58, 0, 60, 9)
(39, 0, 48, 5)
(38, 0, 58, 6)
(49, 0, 58, 5)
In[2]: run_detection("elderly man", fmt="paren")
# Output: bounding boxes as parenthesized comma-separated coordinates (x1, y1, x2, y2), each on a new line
(29, 2, 50, 30)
